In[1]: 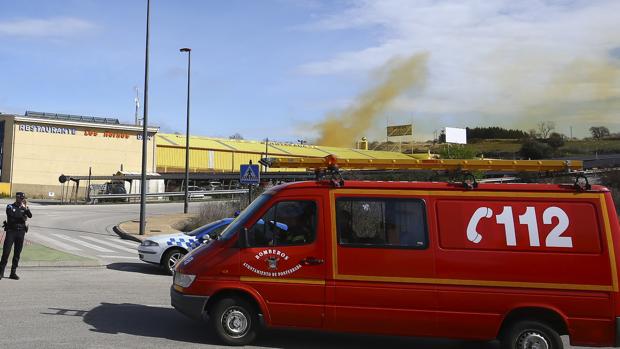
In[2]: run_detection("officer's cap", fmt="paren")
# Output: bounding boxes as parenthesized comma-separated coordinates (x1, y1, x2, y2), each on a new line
(15, 192, 26, 199)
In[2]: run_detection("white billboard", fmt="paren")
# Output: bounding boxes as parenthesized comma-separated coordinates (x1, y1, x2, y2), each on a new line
(445, 127, 467, 144)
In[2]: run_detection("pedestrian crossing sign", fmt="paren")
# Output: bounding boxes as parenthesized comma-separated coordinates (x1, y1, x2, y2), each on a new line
(240, 164, 260, 185)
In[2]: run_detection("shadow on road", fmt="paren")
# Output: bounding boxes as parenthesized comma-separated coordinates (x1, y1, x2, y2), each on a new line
(254, 329, 498, 349)
(106, 262, 166, 275)
(82, 302, 498, 349)
(83, 303, 212, 345)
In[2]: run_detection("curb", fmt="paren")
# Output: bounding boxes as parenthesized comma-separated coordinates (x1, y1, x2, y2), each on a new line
(113, 225, 143, 243)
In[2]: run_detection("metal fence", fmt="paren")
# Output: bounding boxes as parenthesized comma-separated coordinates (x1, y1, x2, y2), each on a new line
(88, 189, 248, 203)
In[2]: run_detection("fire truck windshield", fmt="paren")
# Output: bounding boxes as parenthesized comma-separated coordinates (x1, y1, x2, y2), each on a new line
(218, 193, 273, 241)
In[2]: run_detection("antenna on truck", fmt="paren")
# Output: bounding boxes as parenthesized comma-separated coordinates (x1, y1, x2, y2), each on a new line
(259, 155, 584, 188)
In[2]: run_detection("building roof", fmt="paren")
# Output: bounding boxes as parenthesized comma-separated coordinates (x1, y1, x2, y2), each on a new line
(157, 133, 429, 160)
(25, 111, 121, 125)
(6, 114, 159, 132)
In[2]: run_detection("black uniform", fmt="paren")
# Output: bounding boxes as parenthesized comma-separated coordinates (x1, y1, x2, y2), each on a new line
(0, 202, 32, 278)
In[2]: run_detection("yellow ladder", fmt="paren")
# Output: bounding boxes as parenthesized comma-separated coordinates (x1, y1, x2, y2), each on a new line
(260, 155, 583, 172)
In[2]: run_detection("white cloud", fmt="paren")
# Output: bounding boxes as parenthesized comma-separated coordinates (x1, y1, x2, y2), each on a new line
(0, 17, 96, 39)
(300, 0, 620, 138)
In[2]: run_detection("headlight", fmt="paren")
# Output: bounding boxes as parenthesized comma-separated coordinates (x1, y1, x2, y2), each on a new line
(140, 240, 159, 247)
(173, 272, 196, 288)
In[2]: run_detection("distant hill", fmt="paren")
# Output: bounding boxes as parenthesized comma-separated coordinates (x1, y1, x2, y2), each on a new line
(369, 139, 620, 158)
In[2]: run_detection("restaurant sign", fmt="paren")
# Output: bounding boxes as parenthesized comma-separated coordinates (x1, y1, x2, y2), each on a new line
(19, 124, 76, 135)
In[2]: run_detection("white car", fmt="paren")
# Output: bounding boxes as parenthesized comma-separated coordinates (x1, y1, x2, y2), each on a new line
(187, 186, 206, 199)
(138, 218, 233, 274)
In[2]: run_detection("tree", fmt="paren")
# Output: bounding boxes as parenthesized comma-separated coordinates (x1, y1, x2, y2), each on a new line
(439, 145, 476, 159)
(519, 139, 552, 159)
(589, 126, 610, 139)
(537, 121, 555, 139)
(546, 132, 565, 149)
(229, 133, 244, 140)
(438, 130, 446, 143)
(466, 126, 527, 140)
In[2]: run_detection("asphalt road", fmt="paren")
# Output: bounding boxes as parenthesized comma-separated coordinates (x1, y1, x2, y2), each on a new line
(0, 266, 506, 349)
(25, 201, 203, 264)
(0, 201, 609, 348)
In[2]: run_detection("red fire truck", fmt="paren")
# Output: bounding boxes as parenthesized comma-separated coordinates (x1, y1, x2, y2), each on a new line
(171, 156, 619, 348)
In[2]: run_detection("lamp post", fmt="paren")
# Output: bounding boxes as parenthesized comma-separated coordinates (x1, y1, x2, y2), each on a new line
(139, 0, 151, 235)
(180, 47, 191, 214)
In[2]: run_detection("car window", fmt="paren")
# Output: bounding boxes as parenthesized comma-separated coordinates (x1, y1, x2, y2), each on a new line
(336, 198, 427, 249)
(187, 219, 226, 237)
(218, 194, 272, 241)
(247, 200, 316, 247)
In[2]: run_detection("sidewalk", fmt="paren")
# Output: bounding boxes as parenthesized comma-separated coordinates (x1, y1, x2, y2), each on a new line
(114, 213, 195, 242)
(0, 238, 100, 267)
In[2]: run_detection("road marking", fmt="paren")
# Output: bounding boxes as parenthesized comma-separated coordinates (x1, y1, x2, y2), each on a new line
(29, 233, 82, 251)
(97, 255, 137, 259)
(52, 234, 114, 253)
(106, 238, 140, 247)
(80, 236, 137, 253)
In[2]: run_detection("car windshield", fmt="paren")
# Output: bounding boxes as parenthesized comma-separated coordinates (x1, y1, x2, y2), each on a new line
(187, 219, 227, 237)
(218, 193, 272, 241)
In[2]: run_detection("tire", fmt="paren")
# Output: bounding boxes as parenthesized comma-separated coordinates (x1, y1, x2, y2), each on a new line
(500, 320, 563, 349)
(161, 248, 186, 275)
(209, 297, 259, 346)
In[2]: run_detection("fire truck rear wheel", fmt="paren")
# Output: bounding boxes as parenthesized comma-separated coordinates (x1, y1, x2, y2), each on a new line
(500, 320, 563, 349)
(210, 296, 258, 346)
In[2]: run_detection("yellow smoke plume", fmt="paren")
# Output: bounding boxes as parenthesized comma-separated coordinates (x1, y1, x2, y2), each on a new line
(523, 58, 620, 125)
(314, 53, 428, 147)
(486, 50, 620, 133)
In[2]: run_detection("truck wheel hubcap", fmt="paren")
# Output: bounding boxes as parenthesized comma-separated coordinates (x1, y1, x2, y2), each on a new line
(222, 308, 249, 338)
(517, 331, 549, 349)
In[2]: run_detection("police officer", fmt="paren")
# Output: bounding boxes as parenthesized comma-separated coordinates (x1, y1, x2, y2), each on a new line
(0, 192, 32, 280)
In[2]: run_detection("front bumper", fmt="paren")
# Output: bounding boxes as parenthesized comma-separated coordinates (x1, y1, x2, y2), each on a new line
(138, 247, 161, 264)
(170, 286, 209, 321)
(616, 317, 620, 347)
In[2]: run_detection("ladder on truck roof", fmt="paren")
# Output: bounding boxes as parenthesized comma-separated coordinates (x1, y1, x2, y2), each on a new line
(260, 155, 583, 172)
(259, 155, 588, 190)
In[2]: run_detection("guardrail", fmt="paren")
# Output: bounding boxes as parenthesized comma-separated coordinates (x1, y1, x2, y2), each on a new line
(88, 189, 248, 203)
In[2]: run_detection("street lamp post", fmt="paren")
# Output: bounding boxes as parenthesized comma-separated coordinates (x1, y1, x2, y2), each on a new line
(139, 0, 151, 235)
(180, 47, 191, 214)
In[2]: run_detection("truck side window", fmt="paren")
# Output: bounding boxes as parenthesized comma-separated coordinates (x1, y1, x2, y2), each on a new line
(336, 198, 427, 249)
(247, 200, 317, 247)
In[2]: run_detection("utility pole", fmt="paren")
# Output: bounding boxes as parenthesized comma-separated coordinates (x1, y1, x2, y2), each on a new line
(180, 47, 192, 214)
(139, 0, 151, 235)
(263, 138, 269, 174)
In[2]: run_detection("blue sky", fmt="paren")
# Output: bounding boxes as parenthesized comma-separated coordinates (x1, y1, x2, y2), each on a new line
(1, 0, 619, 144)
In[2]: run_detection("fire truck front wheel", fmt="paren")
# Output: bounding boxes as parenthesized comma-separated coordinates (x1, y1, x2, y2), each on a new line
(500, 320, 563, 349)
(210, 296, 259, 346)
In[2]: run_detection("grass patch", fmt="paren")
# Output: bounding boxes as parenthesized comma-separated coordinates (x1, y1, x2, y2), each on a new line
(0, 242, 91, 262)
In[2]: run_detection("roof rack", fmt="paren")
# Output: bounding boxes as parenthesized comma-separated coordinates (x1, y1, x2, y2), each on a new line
(260, 155, 583, 172)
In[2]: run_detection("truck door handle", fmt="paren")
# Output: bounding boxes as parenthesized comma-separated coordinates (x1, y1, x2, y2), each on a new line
(301, 257, 324, 266)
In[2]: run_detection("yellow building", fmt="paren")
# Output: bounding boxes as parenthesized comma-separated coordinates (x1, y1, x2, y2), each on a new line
(156, 133, 426, 173)
(0, 111, 431, 199)
(0, 112, 158, 198)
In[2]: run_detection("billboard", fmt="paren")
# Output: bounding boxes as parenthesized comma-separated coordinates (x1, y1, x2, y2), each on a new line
(386, 124, 413, 137)
(445, 127, 467, 144)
